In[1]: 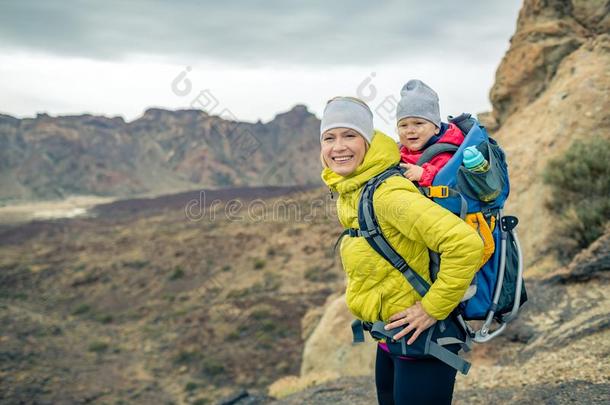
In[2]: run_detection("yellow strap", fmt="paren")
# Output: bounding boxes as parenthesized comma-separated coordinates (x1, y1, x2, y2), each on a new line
(465, 212, 495, 267)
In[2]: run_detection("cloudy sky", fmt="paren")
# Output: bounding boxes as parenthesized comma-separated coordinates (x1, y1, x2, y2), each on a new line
(0, 0, 521, 135)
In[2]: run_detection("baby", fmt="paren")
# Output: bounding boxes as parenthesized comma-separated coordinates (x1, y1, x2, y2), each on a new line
(396, 80, 464, 187)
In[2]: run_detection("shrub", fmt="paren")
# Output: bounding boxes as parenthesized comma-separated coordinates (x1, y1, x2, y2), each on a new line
(543, 137, 610, 262)
(184, 382, 198, 392)
(250, 307, 271, 320)
(227, 331, 241, 341)
(123, 260, 149, 269)
(253, 258, 266, 270)
(304, 266, 337, 282)
(72, 304, 91, 316)
(88, 341, 109, 353)
(73, 264, 86, 272)
(262, 272, 281, 291)
(96, 314, 114, 324)
(173, 350, 203, 365)
(169, 266, 185, 280)
(212, 171, 234, 187)
(227, 288, 248, 299)
(201, 357, 225, 376)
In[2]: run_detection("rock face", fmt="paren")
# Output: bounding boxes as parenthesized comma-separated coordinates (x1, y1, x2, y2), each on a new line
(299, 295, 376, 377)
(546, 226, 610, 282)
(486, 0, 610, 266)
(0, 105, 321, 202)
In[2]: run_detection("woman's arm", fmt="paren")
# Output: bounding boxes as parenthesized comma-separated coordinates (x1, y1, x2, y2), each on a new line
(374, 178, 484, 319)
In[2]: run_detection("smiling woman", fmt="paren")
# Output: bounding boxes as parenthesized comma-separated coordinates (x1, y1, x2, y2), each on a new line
(319, 96, 483, 404)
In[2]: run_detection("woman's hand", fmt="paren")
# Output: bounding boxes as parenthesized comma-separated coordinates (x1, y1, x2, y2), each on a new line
(400, 163, 424, 182)
(384, 301, 437, 345)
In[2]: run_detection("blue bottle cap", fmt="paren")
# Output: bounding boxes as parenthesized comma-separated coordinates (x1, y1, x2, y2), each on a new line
(463, 146, 485, 169)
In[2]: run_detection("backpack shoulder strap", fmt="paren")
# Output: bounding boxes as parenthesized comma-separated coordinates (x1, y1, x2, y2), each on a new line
(357, 167, 430, 297)
(416, 143, 459, 166)
(448, 112, 475, 134)
(415, 112, 477, 166)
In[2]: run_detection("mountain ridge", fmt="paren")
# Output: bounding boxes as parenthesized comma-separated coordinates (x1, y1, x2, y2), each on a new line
(0, 104, 321, 202)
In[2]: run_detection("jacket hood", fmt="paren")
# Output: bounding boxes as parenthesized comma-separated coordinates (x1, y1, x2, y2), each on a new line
(321, 130, 400, 194)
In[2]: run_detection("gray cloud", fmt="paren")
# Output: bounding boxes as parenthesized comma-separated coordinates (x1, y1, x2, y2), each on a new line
(0, 0, 520, 65)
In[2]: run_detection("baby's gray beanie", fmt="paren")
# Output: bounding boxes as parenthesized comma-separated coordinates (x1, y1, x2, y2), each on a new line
(396, 80, 441, 128)
(320, 97, 374, 143)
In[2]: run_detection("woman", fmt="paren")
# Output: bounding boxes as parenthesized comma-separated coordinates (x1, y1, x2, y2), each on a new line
(320, 97, 483, 404)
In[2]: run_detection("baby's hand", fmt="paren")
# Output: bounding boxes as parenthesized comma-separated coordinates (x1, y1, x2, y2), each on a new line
(400, 163, 424, 182)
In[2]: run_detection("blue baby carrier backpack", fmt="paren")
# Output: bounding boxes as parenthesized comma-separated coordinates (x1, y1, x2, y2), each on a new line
(345, 113, 528, 374)
(419, 114, 527, 333)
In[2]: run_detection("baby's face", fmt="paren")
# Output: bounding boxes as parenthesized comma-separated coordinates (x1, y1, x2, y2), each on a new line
(398, 117, 440, 151)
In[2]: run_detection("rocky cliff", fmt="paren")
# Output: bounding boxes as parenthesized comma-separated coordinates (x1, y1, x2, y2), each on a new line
(484, 0, 610, 267)
(0, 105, 321, 202)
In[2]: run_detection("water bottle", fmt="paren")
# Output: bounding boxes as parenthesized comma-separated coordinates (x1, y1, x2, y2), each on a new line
(462, 146, 490, 173)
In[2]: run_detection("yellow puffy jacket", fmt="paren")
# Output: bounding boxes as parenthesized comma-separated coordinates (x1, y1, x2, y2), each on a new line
(322, 131, 484, 322)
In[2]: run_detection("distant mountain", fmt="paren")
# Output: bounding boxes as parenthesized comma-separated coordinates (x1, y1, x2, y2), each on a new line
(0, 105, 322, 202)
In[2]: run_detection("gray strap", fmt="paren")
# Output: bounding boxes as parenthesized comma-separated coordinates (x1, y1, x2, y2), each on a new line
(416, 143, 459, 166)
(455, 315, 474, 352)
(334, 228, 362, 253)
(428, 342, 471, 375)
(351, 319, 365, 344)
(370, 322, 410, 356)
(436, 318, 472, 353)
(399, 267, 430, 298)
(436, 337, 465, 346)
(360, 181, 431, 298)
(447, 188, 468, 220)
(369, 321, 471, 374)
(369, 321, 399, 341)
(333, 229, 350, 253)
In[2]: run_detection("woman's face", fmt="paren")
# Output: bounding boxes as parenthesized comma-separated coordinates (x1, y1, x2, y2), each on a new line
(321, 127, 368, 177)
(398, 117, 440, 151)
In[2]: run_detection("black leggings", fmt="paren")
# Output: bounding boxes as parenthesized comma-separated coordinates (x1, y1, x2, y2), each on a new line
(375, 345, 457, 405)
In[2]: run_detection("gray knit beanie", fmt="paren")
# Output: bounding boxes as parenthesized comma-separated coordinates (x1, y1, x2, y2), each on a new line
(396, 80, 441, 128)
(320, 97, 374, 143)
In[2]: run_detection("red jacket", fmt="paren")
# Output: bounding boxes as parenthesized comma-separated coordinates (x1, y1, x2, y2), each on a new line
(400, 123, 464, 187)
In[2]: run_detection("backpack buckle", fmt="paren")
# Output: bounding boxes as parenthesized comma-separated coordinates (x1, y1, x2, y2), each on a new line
(347, 228, 361, 237)
(427, 186, 449, 198)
